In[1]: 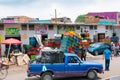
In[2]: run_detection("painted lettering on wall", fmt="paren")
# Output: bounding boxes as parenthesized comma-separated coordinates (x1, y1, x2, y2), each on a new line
(35, 25, 48, 34)
(22, 34, 27, 39)
(6, 28, 20, 35)
(3, 20, 14, 23)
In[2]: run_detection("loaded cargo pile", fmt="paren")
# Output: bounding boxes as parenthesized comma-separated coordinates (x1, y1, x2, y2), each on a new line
(60, 31, 90, 55)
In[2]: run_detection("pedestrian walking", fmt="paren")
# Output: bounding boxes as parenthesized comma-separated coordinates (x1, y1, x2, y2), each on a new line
(110, 42, 115, 56)
(81, 45, 87, 61)
(103, 48, 112, 71)
(115, 43, 120, 57)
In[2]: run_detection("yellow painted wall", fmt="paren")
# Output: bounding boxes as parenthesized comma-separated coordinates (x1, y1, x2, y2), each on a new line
(0, 34, 4, 43)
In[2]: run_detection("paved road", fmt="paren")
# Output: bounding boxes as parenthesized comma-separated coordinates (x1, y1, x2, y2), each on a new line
(98, 56, 120, 80)
(3, 55, 120, 80)
(4, 65, 27, 80)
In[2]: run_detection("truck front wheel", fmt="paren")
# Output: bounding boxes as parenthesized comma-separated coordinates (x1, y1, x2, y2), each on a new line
(87, 70, 97, 80)
(41, 72, 53, 80)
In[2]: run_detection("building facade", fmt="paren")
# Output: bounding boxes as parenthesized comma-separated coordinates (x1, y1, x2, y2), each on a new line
(0, 15, 119, 54)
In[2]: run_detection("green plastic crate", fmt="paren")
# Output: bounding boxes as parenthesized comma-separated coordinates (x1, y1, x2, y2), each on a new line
(30, 54, 36, 60)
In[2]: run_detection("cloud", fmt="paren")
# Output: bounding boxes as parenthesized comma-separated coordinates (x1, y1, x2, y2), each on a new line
(0, 0, 120, 21)
(0, 0, 37, 6)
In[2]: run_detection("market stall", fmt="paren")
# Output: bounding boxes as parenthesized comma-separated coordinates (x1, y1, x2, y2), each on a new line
(1, 38, 22, 58)
(1, 38, 30, 65)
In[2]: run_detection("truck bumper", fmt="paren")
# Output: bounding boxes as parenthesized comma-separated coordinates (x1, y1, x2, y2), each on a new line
(99, 69, 104, 74)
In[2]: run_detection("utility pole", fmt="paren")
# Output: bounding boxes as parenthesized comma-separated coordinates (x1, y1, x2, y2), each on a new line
(55, 9, 58, 34)
(55, 9, 57, 23)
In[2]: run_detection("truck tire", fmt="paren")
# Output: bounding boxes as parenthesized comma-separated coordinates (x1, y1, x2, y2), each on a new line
(87, 70, 97, 80)
(41, 72, 53, 80)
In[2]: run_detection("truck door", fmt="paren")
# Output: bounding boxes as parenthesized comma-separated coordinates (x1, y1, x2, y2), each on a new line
(65, 56, 84, 77)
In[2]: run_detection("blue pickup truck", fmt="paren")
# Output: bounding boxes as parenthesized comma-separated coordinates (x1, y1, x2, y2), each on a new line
(27, 49, 103, 80)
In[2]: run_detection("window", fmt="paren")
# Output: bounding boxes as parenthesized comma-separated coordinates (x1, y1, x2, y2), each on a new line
(0, 24, 4, 30)
(76, 26, 80, 30)
(21, 24, 27, 30)
(68, 56, 79, 63)
(94, 25, 97, 30)
(110, 26, 113, 30)
(49, 25, 53, 30)
(118, 14, 120, 18)
(106, 25, 113, 30)
(90, 25, 94, 30)
(106, 26, 109, 30)
(29, 24, 34, 30)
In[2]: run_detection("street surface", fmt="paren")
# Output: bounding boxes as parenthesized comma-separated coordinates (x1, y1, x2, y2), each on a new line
(3, 55, 120, 80)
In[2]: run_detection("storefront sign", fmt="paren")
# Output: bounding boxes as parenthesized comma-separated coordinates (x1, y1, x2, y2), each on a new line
(3, 20, 14, 23)
(22, 34, 27, 39)
(98, 19, 116, 25)
(35, 25, 48, 34)
(6, 28, 20, 35)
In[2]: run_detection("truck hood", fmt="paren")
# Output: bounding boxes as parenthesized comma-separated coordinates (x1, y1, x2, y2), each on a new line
(82, 61, 103, 67)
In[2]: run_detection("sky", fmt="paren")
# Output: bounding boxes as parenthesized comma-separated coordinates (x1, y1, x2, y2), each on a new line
(0, 0, 120, 22)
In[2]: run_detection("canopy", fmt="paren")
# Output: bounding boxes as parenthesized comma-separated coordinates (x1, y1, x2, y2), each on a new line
(1, 38, 22, 44)
(1, 38, 22, 58)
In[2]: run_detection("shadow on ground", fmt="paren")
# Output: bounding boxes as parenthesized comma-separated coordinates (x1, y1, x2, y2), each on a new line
(25, 76, 102, 80)
(105, 76, 120, 80)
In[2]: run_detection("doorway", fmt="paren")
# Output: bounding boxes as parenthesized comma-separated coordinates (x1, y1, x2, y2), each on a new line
(41, 34, 48, 44)
(98, 33, 105, 42)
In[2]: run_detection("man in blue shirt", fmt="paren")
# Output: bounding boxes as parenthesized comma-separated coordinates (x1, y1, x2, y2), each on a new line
(103, 48, 112, 71)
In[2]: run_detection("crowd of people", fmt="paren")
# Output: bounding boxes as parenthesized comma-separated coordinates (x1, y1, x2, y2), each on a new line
(111, 41, 120, 57)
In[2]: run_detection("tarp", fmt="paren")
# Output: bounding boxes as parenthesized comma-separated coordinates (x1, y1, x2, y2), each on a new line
(37, 49, 64, 63)
(34, 34, 43, 48)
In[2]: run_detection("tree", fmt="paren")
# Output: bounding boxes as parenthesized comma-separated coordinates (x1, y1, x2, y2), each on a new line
(75, 14, 86, 23)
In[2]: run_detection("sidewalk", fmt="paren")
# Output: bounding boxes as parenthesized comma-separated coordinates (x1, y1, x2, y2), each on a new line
(7, 52, 98, 73)
(6, 54, 120, 80)
(86, 53, 120, 80)
(8, 64, 27, 75)
(7, 53, 99, 75)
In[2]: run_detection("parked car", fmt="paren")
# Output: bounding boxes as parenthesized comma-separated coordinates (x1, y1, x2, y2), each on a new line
(27, 49, 103, 80)
(87, 42, 111, 55)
